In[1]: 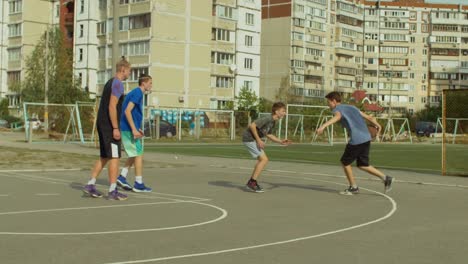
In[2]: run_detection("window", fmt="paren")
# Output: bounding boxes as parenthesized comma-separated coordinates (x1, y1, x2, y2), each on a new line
(8, 48, 21, 62)
(410, 37, 415, 43)
(410, 73, 415, 79)
(130, 68, 148, 81)
(245, 35, 253, 47)
(79, 24, 84, 37)
(410, 23, 417, 32)
(292, 74, 304, 82)
(99, 0, 107, 9)
(211, 52, 235, 65)
(421, 24, 428, 33)
(410, 11, 417, 20)
(366, 45, 375, 52)
(216, 5, 235, 19)
(215, 77, 233, 88)
(78, 48, 83, 62)
(80, 0, 85, 13)
(98, 46, 106, 60)
(245, 13, 254, 25)
(244, 81, 253, 90)
(9, 0, 22, 14)
(212, 28, 232, 42)
(423, 49, 427, 55)
(120, 0, 129, 4)
(8, 23, 22, 37)
(97, 22, 106, 35)
(7, 71, 21, 85)
(120, 13, 151, 31)
(120, 41, 149, 56)
(421, 97, 426, 104)
(244, 58, 253, 69)
(409, 97, 414, 103)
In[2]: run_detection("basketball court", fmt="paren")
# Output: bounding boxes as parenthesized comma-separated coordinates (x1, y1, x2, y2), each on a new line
(0, 139, 467, 264)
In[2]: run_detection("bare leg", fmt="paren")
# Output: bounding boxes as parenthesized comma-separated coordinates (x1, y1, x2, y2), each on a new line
(124, 157, 135, 169)
(134, 156, 143, 176)
(90, 158, 109, 179)
(107, 158, 120, 184)
(251, 153, 269, 180)
(343, 164, 357, 186)
(358, 166, 385, 181)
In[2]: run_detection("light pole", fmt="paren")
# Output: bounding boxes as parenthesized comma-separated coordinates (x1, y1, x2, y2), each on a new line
(39, 0, 58, 132)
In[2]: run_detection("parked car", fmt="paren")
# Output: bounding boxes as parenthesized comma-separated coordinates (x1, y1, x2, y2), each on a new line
(415, 121, 436, 137)
(143, 119, 176, 138)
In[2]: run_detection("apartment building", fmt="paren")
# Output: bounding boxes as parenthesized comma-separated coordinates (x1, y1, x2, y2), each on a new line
(261, 0, 468, 116)
(0, 0, 61, 112)
(74, 0, 261, 110)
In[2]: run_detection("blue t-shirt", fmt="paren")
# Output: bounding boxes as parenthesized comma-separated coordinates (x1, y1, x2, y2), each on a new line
(120, 87, 144, 132)
(333, 104, 371, 145)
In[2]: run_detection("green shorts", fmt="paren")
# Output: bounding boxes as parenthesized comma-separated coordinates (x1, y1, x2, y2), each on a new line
(121, 131, 143, 157)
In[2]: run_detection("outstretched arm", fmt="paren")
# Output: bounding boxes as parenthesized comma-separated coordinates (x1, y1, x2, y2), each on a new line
(316, 111, 342, 135)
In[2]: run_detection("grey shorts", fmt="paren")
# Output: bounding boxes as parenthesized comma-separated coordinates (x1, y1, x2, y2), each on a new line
(243, 141, 265, 159)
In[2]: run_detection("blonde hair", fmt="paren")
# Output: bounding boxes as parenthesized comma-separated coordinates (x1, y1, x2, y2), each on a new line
(116, 57, 131, 72)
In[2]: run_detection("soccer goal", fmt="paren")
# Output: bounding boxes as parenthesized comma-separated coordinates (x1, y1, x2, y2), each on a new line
(441, 89, 468, 176)
(23, 101, 96, 144)
(285, 104, 345, 145)
(377, 117, 413, 143)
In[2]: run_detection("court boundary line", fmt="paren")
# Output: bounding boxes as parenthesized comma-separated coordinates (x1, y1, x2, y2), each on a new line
(101, 170, 397, 264)
(0, 171, 228, 236)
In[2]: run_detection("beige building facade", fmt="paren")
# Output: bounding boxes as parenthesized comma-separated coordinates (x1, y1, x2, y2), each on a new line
(0, 0, 61, 111)
(261, 0, 468, 116)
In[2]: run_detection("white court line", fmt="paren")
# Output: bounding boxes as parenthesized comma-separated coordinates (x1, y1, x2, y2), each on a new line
(102, 175, 397, 264)
(0, 194, 9, 197)
(35, 193, 60, 196)
(0, 201, 227, 236)
(0, 171, 228, 236)
(0, 168, 82, 173)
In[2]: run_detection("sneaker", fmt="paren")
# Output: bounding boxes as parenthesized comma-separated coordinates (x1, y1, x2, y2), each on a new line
(384, 176, 394, 193)
(246, 180, 265, 193)
(83, 184, 103, 198)
(133, 182, 152, 193)
(339, 186, 360, 195)
(117, 175, 133, 191)
(108, 189, 128, 200)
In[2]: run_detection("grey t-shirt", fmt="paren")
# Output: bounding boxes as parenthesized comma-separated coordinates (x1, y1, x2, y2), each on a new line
(333, 104, 371, 145)
(242, 115, 276, 142)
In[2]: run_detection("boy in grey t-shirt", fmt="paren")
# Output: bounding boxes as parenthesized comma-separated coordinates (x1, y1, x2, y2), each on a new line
(316, 92, 394, 195)
(243, 102, 292, 193)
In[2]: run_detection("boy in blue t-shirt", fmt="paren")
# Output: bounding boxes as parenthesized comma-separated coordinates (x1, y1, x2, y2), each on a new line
(316, 92, 394, 195)
(117, 74, 153, 192)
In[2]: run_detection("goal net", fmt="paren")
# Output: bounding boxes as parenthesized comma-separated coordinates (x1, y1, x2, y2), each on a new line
(441, 89, 468, 176)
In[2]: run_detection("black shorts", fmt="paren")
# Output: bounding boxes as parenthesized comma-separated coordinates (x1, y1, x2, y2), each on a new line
(340, 141, 370, 167)
(97, 125, 121, 159)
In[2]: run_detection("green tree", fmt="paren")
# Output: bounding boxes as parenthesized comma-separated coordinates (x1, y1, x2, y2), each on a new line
(0, 99, 8, 117)
(415, 104, 442, 122)
(21, 27, 89, 104)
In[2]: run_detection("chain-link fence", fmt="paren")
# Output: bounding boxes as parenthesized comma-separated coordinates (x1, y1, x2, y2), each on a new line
(442, 89, 468, 176)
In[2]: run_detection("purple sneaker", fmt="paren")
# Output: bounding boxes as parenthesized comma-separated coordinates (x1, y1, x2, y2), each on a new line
(83, 184, 103, 198)
(108, 189, 128, 201)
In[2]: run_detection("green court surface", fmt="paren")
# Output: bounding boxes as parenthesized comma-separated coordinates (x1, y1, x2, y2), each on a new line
(145, 143, 468, 176)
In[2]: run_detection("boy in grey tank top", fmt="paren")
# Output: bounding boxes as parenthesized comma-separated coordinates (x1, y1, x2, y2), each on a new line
(242, 102, 292, 192)
(316, 92, 394, 195)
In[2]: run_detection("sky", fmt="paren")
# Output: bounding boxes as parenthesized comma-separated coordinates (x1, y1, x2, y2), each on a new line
(425, 0, 466, 4)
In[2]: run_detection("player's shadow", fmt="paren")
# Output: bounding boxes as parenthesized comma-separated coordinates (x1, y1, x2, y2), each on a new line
(208, 180, 338, 194)
(208, 181, 252, 192)
(262, 181, 339, 194)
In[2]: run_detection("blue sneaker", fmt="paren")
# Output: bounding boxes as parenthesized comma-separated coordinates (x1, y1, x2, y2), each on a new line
(133, 182, 152, 193)
(117, 175, 133, 191)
